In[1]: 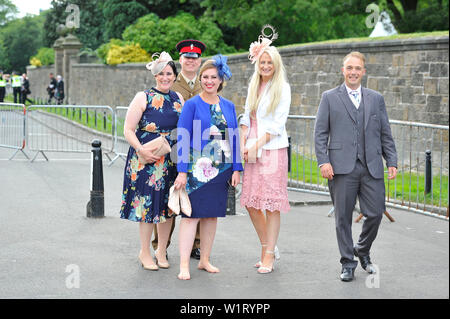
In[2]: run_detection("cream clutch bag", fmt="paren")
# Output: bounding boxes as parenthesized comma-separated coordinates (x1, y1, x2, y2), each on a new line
(139, 136, 171, 164)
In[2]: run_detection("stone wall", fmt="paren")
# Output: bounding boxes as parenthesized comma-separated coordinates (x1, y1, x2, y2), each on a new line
(27, 35, 449, 125)
(26, 65, 55, 102)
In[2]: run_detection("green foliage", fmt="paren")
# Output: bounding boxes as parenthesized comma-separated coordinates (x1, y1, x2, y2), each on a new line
(0, 0, 18, 26)
(0, 14, 45, 73)
(0, 37, 11, 71)
(30, 47, 55, 66)
(43, 0, 106, 50)
(102, 0, 149, 40)
(387, 0, 449, 33)
(134, 0, 204, 18)
(122, 12, 236, 59)
(201, 0, 376, 49)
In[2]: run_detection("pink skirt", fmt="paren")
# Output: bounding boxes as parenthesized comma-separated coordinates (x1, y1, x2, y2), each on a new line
(240, 118, 290, 213)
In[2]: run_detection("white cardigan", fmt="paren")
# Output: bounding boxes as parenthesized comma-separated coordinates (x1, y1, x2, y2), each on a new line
(240, 81, 291, 151)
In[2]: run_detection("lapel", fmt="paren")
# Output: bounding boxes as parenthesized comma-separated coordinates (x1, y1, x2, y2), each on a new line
(193, 77, 201, 94)
(362, 87, 371, 129)
(337, 83, 356, 124)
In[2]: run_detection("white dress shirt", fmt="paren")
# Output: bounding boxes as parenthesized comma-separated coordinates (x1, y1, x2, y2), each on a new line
(345, 84, 361, 108)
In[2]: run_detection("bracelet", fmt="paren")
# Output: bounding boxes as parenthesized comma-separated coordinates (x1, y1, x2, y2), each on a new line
(136, 145, 143, 154)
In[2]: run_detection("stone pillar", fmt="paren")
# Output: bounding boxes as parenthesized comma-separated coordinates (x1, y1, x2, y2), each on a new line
(61, 33, 82, 104)
(53, 36, 65, 79)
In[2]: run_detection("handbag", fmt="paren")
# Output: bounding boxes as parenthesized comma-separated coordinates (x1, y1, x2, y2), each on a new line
(140, 135, 171, 164)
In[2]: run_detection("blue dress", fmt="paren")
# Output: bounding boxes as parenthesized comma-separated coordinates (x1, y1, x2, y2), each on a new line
(120, 88, 182, 223)
(176, 95, 243, 218)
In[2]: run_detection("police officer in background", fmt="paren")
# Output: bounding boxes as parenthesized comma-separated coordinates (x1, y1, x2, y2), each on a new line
(11, 72, 22, 104)
(151, 39, 206, 260)
(0, 70, 6, 102)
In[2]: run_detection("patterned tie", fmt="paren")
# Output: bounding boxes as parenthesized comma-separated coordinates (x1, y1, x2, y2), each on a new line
(349, 90, 360, 108)
(188, 81, 195, 90)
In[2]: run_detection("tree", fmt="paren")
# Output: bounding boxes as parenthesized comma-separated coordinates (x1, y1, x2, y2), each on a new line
(102, 0, 149, 40)
(0, 14, 45, 73)
(121, 12, 236, 59)
(386, 0, 449, 32)
(43, 0, 107, 50)
(134, 0, 204, 18)
(200, 0, 374, 50)
(0, 0, 18, 26)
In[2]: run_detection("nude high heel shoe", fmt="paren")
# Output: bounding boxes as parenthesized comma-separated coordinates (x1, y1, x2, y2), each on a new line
(179, 187, 192, 217)
(168, 185, 180, 215)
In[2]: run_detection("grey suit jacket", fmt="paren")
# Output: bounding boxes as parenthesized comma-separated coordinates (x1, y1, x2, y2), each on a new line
(314, 83, 397, 179)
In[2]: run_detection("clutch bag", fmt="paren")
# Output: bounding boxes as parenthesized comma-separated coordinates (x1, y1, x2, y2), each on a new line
(143, 136, 171, 157)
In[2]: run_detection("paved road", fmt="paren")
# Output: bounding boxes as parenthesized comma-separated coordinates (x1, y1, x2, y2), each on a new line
(0, 148, 448, 299)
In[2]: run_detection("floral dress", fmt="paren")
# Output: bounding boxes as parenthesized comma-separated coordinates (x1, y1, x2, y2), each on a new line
(120, 88, 182, 223)
(184, 102, 233, 218)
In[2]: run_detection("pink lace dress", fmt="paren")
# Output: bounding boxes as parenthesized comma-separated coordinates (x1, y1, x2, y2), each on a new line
(240, 117, 290, 213)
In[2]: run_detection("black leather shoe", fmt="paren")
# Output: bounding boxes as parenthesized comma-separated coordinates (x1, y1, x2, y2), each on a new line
(190, 248, 201, 260)
(340, 267, 355, 282)
(354, 248, 376, 274)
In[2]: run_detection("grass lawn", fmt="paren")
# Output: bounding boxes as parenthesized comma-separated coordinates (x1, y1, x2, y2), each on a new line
(289, 152, 449, 208)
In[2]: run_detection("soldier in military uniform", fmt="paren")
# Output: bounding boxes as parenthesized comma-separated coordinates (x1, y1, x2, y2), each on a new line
(152, 39, 206, 260)
(0, 70, 6, 103)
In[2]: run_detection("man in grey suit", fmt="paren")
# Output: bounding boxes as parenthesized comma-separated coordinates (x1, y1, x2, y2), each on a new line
(314, 51, 398, 282)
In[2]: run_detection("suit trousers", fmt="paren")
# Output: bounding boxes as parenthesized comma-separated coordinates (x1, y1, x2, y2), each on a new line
(328, 160, 385, 268)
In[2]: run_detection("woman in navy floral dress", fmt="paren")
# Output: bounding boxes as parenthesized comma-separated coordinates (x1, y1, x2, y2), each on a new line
(120, 52, 184, 270)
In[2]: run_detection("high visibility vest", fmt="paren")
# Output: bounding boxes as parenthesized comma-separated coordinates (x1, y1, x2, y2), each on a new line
(12, 76, 22, 87)
(0, 77, 6, 87)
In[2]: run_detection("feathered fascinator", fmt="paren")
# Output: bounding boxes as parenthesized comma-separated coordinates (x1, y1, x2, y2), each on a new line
(248, 24, 278, 64)
(146, 51, 173, 75)
(212, 54, 232, 80)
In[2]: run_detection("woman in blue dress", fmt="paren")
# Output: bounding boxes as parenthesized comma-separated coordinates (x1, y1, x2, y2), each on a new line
(120, 52, 184, 271)
(174, 55, 243, 280)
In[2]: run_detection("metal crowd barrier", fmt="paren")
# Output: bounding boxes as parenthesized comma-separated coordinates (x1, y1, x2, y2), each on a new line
(0, 102, 29, 160)
(26, 105, 115, 161)
(285, 115, 449, 220)
(108, 106, 129, 166)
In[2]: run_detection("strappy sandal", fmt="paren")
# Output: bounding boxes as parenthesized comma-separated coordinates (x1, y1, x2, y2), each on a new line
(257, 250, 275, 274)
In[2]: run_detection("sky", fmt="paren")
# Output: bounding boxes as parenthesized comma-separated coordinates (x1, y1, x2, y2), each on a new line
(11, 0, 53, 18)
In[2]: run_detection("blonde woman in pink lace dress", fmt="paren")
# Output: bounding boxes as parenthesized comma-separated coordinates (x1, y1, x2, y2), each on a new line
(240, 26, 291, 274)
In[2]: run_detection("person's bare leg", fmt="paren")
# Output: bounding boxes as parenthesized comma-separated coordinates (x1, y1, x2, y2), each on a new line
(155, 218, 173, 267)
(246, 206, 268, 265)
(178, 217, 199, 280)
(259, 210, 280, 272)
(138, 222, 157, 268)
(198, 217, 220, 273)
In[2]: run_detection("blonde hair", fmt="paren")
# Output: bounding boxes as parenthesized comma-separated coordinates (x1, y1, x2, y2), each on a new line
(199, 59, 225, 93)
(247, 46, 287, 115)
(343, 51, 366, 65)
